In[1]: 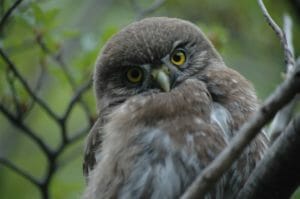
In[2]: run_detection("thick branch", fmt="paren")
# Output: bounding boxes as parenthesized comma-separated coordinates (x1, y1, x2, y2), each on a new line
(268, 14, 296, 141)
(0, 0, 24, 32)
(181, 62, 300, 199)
(181, 2, 299, 197)
(269, 98, 296, 142)
(237, 116, 300, 199)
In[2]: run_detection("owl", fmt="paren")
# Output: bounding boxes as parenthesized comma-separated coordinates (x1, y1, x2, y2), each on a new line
(82, 17, 268, 199)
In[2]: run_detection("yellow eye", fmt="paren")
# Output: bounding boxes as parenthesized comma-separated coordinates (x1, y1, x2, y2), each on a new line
(126, 67, 143, 83)
(170, 49, 186, 66)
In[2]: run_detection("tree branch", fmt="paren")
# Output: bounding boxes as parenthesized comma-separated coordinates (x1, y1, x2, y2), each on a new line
(258, 0, 294, 68)
(181, 1, 300, 195)
(5, 68, 23, 118)
(181, 60, 300, 199)
(62, 79, 92, 121)
(237, 115, 300, 199)
(0, 103, 52, 156)
(0, 47, 60, 121)
(36, 36, 92, 119)
(0, 0, 24, 33)
(268, 14, 296, 141)
(23, 60, 47, 119)
(0, 157, 40, 186)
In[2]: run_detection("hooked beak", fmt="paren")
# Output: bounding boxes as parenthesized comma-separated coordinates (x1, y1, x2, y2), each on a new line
(151, 66, 171, 92)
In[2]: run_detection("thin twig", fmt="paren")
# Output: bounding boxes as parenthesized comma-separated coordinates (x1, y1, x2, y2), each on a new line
(5, 68, 22, 117)
(0, 0, 24, 32)
(0, 157, 40, 186)
(0, 47, 60, 121)
(283, 15, 294, 75)
(23, 59, 47, 119)
(54, 126, 90, 163)
(0, 103, 52, 156)
(63, 79, 92, 120)
(258, 0, 294, 67)
(36, 37, 92, 118)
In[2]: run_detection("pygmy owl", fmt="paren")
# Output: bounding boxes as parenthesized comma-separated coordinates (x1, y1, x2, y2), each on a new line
(82, 17, 268, 199)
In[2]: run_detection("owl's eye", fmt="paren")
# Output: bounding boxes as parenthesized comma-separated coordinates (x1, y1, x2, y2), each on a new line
(170, 49, 186, 66)
(126, 67, 143, 84)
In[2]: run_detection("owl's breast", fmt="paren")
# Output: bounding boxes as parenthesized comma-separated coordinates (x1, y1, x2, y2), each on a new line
(85, 78, 259, 199)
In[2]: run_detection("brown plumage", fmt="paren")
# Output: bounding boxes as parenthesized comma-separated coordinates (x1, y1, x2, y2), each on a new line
(83, 17, 268, 199)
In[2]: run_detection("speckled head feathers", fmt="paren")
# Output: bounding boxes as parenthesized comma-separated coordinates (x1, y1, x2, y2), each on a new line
(94, 17, 223, 108)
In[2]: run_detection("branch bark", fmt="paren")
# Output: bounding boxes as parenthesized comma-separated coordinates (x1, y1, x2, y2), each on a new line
(181, 1, 300, 198)
(268, 15, 296, 141)
(0, 103, 53, 156)
(237, 115, 300, 199)
(0, 0, 24, 33)
(181, 61, 300, 199)
(0, 47, 60, 121)
(0, 157, 40, 186)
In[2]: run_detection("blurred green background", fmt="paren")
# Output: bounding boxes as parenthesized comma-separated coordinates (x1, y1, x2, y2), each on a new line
(0, 0, 299, 198)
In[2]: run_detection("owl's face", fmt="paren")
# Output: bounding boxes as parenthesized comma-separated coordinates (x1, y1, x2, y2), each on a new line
(94, 17, 223, 111)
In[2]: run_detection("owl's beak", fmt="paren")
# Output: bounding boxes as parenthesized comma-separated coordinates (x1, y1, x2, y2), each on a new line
(151, 66, 171, 92)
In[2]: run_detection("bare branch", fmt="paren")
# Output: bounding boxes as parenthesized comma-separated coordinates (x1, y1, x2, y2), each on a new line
(5, 68, 23, 117)
(237, 115, 300, 199)
(0, 47, 60, 121)
(0, 103, 52, 156)
(283, 15, 294, 73)
(63, 79, 92, 120)
(36, 36, 92, 118)
(0, 0, 24, 32)
(258, 0, 294, 67)
(0, 157, 40, 186)
(181, 1, 300, 198)
(181, 54, 300, 199)
(269, 98, 296, 142)
(268, 14, 296, 141)
(23, 60, 47, 119)
(57, 145, 83, 168)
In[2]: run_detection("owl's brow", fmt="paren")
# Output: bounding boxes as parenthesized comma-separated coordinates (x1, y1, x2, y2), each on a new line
(131, 29, 151, 61)
(171, 40, 191, 51)
(140, 28, 154, 61)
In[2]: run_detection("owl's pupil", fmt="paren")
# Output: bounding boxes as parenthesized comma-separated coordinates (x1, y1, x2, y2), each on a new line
(173, 54, 181, 62)
(131, 69, 140, 78)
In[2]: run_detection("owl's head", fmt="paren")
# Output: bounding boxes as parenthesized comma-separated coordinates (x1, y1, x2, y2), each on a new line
(94, 17, 224, 111)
